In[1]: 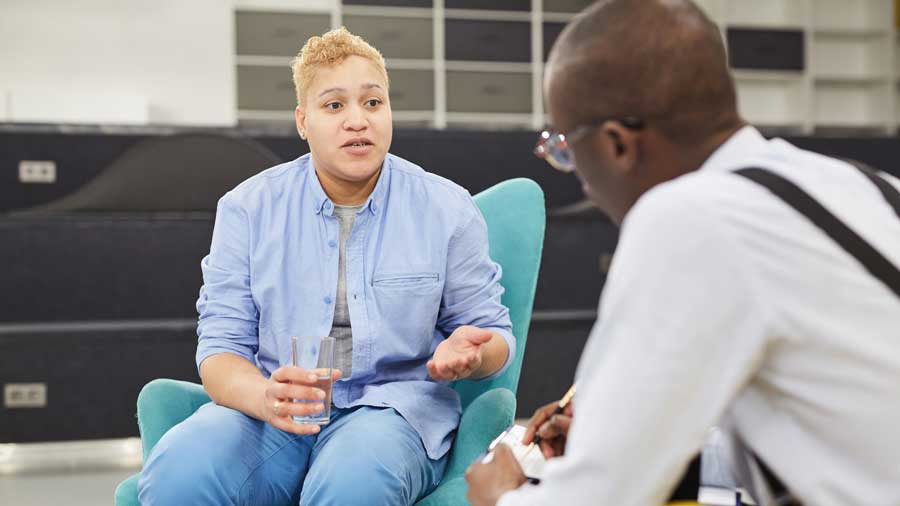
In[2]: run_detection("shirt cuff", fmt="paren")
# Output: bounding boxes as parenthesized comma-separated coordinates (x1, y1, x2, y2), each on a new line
(195, 341, 257, 374)
(477, 327, 517, 381)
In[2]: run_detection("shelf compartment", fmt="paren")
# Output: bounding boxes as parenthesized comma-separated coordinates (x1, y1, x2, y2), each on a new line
(733, 70, 805, 81)
(735, 79, 806, 127)
(692, 0, 722, 21)
(813, 34, 891, 81)
(543, 22, 567, 62)
(344, 0, 433, 7)
(727, 28, 805, 71)
(724, 0, 806, 29)
(343, 14, 433, 59)
(446, 112, 533, 129)
(445, 19, 531, 62)
(341, 5, 434, 18)
(814, 81, 891, 127)
(386, 69, 435, 111)
(446, 0, 529, 11)
(542, 0, 594, 14)
(446, 71, 532, 113)
(812, 0, 892, 33)
(236, 11, 330, 57)
(237, 65, 296, 111)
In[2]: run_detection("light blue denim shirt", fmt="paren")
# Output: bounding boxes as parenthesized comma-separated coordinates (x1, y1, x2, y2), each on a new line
(195, 153, 515, 459)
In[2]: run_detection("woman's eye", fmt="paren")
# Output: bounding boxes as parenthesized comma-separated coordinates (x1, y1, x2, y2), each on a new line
(365, 99, 382, 107)
(326, 102, 342, 110)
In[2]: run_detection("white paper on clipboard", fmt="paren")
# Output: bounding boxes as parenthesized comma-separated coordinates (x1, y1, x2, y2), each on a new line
(481, 425, 547, 480)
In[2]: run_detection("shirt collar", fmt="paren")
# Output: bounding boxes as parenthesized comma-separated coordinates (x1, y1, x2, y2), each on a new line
(697, 125, 769, 175)
(310, 155, 390, 216)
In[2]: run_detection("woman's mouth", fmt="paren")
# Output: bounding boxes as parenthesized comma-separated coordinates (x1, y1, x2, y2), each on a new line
(341, 138, 374, 156)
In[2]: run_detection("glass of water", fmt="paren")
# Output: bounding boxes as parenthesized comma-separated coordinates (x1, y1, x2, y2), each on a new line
(290, 336, 335, 425)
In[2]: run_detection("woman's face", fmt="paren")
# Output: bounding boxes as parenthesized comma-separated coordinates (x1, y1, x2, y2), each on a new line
(296, 55, 393, 187)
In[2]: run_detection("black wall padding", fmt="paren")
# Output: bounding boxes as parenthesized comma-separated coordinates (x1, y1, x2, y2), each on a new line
(789, 137, 900, 177)
(0, 133, 148, 213)
(0, 215, 213, 323)
(516, 319, 593, 415)
(13, 134, 280, 214)
(536, 213, 618, 311)
(0, 326, 200, 442)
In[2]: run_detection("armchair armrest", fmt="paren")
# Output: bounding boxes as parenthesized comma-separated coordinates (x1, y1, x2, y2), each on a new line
(415, 388, 516, 506)
(137, 379, 211, 461)
(443, 387, 516, 482)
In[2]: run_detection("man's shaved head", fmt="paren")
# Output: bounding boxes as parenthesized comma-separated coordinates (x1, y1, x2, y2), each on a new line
(546, 0, 739, 143)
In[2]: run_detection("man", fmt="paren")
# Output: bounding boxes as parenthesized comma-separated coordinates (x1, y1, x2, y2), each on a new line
(139, 28, 515, 505)
(465, 1, 900, 505)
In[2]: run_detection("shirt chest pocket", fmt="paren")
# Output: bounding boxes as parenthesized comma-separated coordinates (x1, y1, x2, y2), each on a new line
(372, 273, 443, 358)
(373, 273, 440, 291)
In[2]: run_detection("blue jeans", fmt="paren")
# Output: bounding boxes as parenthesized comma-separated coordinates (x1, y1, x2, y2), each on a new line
(137, 403, 448, 505)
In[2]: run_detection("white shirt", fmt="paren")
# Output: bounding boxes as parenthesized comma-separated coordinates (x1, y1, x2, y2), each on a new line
(499, 126, 900, 506)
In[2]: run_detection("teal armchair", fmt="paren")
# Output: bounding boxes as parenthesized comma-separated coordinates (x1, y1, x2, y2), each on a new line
(115, 178, 545, 506)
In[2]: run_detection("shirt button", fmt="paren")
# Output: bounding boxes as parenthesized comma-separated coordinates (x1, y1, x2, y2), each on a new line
(324, 296, 332, 304)
(324, 202, 332, 211)
(328, 240, 337, 248)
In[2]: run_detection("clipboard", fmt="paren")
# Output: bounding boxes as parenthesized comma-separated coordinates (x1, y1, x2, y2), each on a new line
(480, 424, 547, 484)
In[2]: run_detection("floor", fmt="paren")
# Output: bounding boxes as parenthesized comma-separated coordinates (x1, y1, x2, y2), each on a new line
(0, 467, 139, 506)
(0, 438, 142, 506)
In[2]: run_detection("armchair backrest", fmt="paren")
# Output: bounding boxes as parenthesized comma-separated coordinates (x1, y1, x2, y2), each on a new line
(453, 178, 545, 410)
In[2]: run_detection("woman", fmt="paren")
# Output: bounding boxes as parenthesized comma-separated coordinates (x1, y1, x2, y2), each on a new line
(138, 27, 516, 506)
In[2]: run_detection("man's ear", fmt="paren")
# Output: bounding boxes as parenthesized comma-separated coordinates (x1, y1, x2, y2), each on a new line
(599, 122, 640, 174)
(295, 106, 307, 141)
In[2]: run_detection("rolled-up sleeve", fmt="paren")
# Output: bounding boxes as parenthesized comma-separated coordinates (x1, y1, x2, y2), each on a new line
(437, 199, 516, 380)
(195, 192, 259, 371)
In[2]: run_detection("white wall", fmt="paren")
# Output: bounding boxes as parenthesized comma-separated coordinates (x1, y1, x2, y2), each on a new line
(0, 0, 236, 126)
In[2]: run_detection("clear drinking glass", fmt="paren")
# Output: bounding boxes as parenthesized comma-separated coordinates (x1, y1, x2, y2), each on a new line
(290, 336, 335, 425)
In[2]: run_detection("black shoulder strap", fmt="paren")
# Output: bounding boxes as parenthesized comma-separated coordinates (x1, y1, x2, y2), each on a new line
(734, 167, 900, 300)
(843, 159, 900, 221)
(733, 164, 900, 504)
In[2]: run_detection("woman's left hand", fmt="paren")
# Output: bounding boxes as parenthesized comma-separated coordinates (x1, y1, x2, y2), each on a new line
(427, 325, 493, 381)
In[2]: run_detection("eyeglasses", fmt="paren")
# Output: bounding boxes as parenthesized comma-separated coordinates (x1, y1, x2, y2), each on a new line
(533, 116, 645, 173)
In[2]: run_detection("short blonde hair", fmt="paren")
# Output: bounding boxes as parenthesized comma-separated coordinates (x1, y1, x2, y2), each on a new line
(291, 27, 389, 106)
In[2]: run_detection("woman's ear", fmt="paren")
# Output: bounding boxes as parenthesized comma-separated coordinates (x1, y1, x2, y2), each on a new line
(295, 106, 307, 140)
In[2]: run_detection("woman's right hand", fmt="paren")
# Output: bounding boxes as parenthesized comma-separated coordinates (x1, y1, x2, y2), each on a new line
(262, 366, 341, 435)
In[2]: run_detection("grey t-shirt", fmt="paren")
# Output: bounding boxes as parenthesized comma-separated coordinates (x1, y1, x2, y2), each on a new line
(330, 204, 361, 378)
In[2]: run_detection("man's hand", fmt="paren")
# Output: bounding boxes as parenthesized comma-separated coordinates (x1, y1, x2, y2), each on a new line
(262, 366, 342, 435)
(427, 325, 493, 381)
(465, 445, 528, 506)
(522, 399, 574, 459)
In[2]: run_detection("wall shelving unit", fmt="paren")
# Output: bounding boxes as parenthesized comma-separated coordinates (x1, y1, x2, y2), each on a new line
(236, 0, 899, 134)
(698, 0, 896, 134)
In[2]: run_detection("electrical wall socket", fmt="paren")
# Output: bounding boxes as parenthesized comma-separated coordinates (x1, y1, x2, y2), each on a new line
(4, 383, 47, 408)
(18, 160, 57, 184)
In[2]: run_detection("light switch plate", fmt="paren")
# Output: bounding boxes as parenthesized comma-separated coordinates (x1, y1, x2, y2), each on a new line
(4, 383, 48, 408)
(19, 160, 57, 184)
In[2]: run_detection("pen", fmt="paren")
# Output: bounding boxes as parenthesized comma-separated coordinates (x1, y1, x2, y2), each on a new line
(526, 384, 577, 454)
